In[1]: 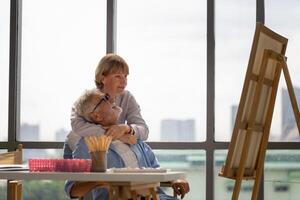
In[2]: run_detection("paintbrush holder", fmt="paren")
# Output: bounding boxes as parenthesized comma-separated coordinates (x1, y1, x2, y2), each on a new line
(90, 151, 107, 172)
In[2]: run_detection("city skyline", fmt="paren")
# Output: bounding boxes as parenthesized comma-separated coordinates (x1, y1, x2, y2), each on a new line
(160, 119, 195, 141)
(6, 86, 299, 142)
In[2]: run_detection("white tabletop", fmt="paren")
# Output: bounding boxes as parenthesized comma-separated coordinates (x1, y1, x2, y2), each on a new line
(0, 171, 185, 183)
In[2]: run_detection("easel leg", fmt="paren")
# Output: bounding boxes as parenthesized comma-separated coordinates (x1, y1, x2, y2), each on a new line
(251, 172, 262, 200)
(232, 178, 242, 200)
(231, 131, 255, 200)
(251, 63, 282, 200)
(232, 130, 256, 200)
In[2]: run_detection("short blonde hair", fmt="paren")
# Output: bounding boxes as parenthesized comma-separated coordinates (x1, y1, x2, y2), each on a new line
(95, 54, 129, 89)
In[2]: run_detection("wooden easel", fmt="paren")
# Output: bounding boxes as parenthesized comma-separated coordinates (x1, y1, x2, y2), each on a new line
(219, 23, 300, 200)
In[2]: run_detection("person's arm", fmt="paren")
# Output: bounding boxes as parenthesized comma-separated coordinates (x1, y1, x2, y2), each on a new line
(125, 91, 149, 141)
(71, 100, 133, 143)
(105, 91, 149, 141)
(70, 106, 106, 137)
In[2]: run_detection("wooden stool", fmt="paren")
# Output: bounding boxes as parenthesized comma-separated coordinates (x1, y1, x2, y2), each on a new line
(108, 182, 160, 200)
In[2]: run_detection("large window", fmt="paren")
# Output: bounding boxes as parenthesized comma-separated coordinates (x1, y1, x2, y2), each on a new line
(20, 0, 106, 141)
(215, 0, 256, 141)
(0, 0, 10, 141)
(117, 0, 207, 142)
(3, 1, 300, 200)
(265, 0, 300, 142)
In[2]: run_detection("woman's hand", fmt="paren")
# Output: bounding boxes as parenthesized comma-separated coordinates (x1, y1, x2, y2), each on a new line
(171, 179, 190, 199)
(105, 124, 130, 140)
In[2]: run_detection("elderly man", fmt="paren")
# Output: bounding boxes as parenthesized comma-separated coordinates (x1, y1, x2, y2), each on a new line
(64, 89, 135, 153)
(64, 89, 189, 200)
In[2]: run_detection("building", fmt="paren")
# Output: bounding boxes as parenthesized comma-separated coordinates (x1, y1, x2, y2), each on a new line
(160, 119, 195, 142)
(19, 123, 39, 141)
(55, 128, 68, 141)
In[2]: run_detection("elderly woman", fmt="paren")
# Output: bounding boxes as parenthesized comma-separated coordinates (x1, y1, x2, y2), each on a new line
(64, 55, 189, 200)
(65, 54, 149, 153)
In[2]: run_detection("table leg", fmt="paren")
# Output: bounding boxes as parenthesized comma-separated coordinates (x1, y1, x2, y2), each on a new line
(109, 186, 120, 200)
(131, 190, 138, 200)
(150, 187, 159, 200)
(109, 187, 113, 200)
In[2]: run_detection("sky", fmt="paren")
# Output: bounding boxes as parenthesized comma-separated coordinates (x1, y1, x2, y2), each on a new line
(0, 0, 10, 141)
(1, 0, 300, 142)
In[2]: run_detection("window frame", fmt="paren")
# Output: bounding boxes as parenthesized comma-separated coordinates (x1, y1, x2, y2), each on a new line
(2, 0, 300, 199)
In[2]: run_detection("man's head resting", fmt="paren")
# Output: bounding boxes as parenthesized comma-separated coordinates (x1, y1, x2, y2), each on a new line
(74, 88, 122, 126)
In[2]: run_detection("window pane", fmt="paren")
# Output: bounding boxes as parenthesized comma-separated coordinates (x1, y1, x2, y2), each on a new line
(23, 149, 63, 161)
(22, 149, 67, 199)
(23, 180, 67, 200)
(215, 150, 254, 199)
(0, 150, 8, 198)
(215, 0, 255, 141)
(154, 150, 205, 200)
(265, 1, 300, 142)
(21, 0, 106, 141)
(265, 150, 300, 199)
(117, 0, 207, 142)
(0, 0, 10, 141)
(0, 180, 7, 200)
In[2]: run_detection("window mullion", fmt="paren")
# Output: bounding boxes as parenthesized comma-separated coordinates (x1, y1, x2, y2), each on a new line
(8, 0, 22, 151)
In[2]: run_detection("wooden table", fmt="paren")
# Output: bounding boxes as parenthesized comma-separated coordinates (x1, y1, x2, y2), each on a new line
(0, 170, 185, 200)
